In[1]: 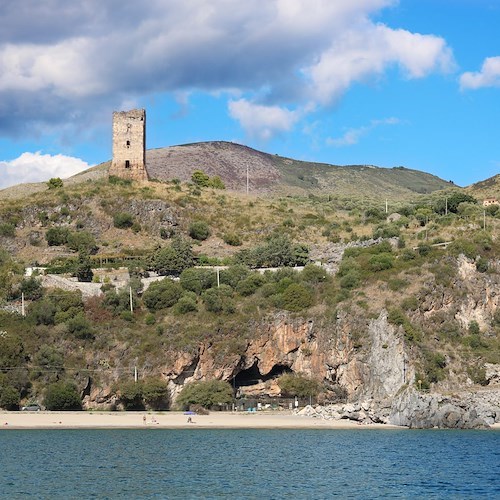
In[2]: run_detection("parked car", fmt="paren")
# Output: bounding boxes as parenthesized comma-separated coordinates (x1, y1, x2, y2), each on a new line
(21, 404, 42, 411)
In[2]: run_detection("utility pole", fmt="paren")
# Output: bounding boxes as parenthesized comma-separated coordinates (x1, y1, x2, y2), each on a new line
(445, 197, 448, 216)
(483, 210, 486, 231)
(246, 166, 249, 195)
(217, 268, 220, 288)
(129, 286, 133, 313)
(385, 199, 388, 214)
(21, 292, 25, 317)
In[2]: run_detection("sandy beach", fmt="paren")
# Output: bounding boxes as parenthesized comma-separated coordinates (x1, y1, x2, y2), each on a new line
(0, 411, 410, 430)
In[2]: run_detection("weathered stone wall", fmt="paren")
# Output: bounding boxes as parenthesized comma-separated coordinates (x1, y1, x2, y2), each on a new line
(109, 109, 148, 181)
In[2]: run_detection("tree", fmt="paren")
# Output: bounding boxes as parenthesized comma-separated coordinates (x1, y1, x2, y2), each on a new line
(191, 170, 211, 187)
(143, 279, 183, 311)
(19, 276, 44, 300)
(0, 385, 20, 410)
(278, 373, 320, 398)
(44, 381, 82, 410)
(67, 231, 97, 254)
(176, 380, 233, 410)
(142, 378, 170, 410)
(75, 252, 94, 282)
(47, 177, 63, 189)
(151, 238, 194, 276)
(46, 227, 70, 246)
(115, 380, 144, 410)
(180, 268, 216, 295)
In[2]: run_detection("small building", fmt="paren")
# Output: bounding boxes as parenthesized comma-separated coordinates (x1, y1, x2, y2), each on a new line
(483, 198, 499, 207)
(109, 109, 148, 181)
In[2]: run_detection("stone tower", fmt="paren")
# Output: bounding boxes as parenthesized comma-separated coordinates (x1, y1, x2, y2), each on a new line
(109, 109, 148, 181)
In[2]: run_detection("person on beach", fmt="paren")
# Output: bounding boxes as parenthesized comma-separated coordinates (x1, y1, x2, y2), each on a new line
(143, 415, 146, 425)
(187, 416, 192, 423)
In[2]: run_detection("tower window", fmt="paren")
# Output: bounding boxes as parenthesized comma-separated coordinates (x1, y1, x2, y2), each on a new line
(125, 160, 130, 169)
(126, 140, 130, 148)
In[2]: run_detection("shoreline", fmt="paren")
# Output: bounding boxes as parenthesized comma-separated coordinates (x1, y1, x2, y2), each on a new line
(2, 411, 499, 430)
(1, 411, 405, 430)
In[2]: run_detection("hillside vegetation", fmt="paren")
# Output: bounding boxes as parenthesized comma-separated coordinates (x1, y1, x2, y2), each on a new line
(0, 145, 498, 411)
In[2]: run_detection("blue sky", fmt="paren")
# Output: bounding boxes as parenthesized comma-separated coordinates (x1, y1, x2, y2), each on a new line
(0, 0, 499, 189)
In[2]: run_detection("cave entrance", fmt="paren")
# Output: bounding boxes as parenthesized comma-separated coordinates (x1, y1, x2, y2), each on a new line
(230, 362, 293, 390)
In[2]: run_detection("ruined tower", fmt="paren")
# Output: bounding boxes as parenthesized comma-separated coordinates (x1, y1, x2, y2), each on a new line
(109, 109, 148, 181)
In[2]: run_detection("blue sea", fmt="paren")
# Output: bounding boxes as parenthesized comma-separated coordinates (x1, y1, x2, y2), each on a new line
(0, 429, 499, 499)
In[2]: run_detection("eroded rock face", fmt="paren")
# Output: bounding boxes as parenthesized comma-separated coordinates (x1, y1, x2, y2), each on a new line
(164, 309, 411, 404)
(388, 387, 500, 429)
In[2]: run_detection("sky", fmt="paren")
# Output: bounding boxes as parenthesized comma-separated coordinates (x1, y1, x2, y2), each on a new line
(0, 0, 499, 189)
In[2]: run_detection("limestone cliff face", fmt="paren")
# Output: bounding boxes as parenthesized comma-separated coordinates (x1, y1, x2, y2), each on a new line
(161, 309, 412, 404)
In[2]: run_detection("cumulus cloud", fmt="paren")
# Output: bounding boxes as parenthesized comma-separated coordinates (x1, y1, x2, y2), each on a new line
(327, 117, 400, 147)
(0, 152, 91, 189)
(0, 0, 453, 139)
(460, 56, 500, 90)
(229, 99, 300, 140)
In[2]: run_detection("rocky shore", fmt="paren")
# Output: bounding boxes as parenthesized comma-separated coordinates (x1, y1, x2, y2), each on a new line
(297, 387, 500, 429)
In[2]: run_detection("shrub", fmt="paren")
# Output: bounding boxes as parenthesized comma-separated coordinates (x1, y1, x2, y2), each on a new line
(189, 221, 211, 241)
(210, 176, 225, 189)
(368, 253, 393, 272)
(220, 265, 250, 288)
(44, 381, 81, 410)
(46, 227, 70, 246)
(340, 270, 361, 289)
(202, 285, 234, 313)
(476, 257, 489, 273)
(113, 212, 134, 229)
(66, 313, 94, 340)
(468, 320, 480, 336)
(282, 283, 313, 311)
(176, 380, 233, 410)
(301, 264, 328, 284)
(143, 279, 183, 311)
(180, 268, 216, 295)
(144, 313, 156, 325)
(222, 233, 242, 246)
(47, 177, 63, 189)
(236, 274, 266, 296)
(0, 223, 16, 237)
(0, 385, 20, 410)
(175, 296, 198, 314)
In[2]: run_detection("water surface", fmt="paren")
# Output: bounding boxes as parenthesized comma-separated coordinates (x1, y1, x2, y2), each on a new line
(1, 429, 499, 498)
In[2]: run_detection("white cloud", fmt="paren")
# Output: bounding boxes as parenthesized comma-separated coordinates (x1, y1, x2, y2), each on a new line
(228, 99, 300, 140)
(327, 117, 400, 147)
(305, 24, 454, 105)
(0, 152, 91, 189)
(460, 56, 500, 90)
(0, 0, 453, 139)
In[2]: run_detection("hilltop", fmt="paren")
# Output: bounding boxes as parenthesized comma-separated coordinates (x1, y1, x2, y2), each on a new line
(147, 141, 454, 197)
(0, 141, 456, 202)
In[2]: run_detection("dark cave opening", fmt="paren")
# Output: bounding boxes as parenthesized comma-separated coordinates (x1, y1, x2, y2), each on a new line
(230, 362, 293, 389)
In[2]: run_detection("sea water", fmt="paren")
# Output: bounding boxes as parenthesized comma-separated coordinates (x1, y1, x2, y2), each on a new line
(0, 429, 499, 499)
